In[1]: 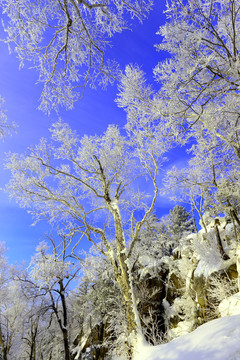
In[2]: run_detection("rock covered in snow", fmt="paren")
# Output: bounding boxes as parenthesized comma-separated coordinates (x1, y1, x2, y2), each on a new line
(219, 292, 240, 317)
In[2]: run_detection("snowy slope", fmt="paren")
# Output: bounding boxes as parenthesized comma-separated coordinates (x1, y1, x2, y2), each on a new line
(133, 315, 240, 360)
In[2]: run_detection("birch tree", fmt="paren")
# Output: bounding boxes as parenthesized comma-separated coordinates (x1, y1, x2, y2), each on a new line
(6, 118, 169, 357)
(0, 0, 152, 112)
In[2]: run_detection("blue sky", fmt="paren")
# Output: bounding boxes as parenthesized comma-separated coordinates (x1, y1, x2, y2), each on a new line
(0, 2, 188, 264)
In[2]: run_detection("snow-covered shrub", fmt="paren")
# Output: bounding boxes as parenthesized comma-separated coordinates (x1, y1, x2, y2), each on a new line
(207, 272, 238, 319)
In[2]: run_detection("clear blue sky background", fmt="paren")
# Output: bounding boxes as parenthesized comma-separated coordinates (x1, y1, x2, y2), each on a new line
(0, 2, 188, 264)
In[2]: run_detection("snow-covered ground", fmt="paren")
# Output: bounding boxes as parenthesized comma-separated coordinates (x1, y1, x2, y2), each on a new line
(133, 314, 240, 360)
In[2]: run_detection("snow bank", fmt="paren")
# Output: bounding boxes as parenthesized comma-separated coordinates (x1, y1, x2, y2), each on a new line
(133, 315, 240, 360)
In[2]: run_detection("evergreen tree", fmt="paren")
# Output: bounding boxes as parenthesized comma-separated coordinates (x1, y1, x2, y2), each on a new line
(168, 205, 195, 240)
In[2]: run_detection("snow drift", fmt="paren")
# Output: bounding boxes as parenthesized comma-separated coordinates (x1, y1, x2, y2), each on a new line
(133, 314, 240, 360)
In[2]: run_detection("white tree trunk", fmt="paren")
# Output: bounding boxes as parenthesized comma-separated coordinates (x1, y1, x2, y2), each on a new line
(236, 245, 240, 291)
(108, 200, 143, 356)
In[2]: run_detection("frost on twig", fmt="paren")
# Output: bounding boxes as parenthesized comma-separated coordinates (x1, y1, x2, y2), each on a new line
(0, 0, 152, 112)
(0, 96, 15, 140)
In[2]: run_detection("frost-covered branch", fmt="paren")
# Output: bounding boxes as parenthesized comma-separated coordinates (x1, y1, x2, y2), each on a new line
(0, 0, 152, 111)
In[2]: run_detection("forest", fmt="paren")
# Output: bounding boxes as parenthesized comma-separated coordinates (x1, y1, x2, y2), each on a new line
(0, 0, 240, 359)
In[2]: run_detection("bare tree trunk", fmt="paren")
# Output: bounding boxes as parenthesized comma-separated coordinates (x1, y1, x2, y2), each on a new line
(29, 332, 36, 360)
(191, 201, 198, 233)
(50, 282, 71, 360)
(59, 280, 71, 360)
(29, 317, 39, 360)
(214, 220, 229, 260)
(0, 325, 8, 360)
(2, 348, 8, 360)
(230, 208, 240, 227)
(226, 200, 240, 228)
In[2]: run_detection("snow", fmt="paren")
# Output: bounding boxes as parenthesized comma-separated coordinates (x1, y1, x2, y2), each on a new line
(138, 255, 162, 280)
(133, 314, 240, 360)
(191, 219, 237, 279)
(194, 257, 222, 278)
(219, 292, 240, 317)
(110, 198, 120, 212)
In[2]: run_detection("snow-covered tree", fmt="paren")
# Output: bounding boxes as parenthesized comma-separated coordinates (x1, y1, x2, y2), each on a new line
(0, 96, 15, 140)
(0, 282, 27, 360)
(154, 0, 240, 150)
(0, 245, 27, 360)
(117, 0, 240, 227)
(20, 299, 43, 360)
(166, 205, 194, 240)
(6, 118, 170, 356)
(28, 237, 79, 360)
(0, 0, 152, 112)
(164, 138, 240, 232)
(172, 205, 193, 229)
(0, 97, 8, 140)
(71, 247, 125, 359)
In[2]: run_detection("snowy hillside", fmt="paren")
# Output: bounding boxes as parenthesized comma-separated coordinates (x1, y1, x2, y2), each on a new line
(134, 315, 240, 360)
